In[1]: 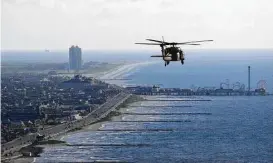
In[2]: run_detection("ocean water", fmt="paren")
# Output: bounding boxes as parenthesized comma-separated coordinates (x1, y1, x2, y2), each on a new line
(36, 96, 273, 163)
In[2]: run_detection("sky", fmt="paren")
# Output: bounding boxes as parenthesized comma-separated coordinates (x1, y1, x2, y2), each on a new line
(1, 0, 273, 50)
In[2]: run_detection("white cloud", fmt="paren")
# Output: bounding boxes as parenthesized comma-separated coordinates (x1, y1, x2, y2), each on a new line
(1, 0, 273, 50)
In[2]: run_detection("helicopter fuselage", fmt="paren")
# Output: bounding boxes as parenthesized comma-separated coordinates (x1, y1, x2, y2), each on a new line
(162, 46, 184, 62)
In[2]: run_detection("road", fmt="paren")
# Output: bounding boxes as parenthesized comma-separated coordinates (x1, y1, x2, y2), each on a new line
(1, 92, 131, 159)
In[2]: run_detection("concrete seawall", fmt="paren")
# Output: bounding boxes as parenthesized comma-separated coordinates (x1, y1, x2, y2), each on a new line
(1, 92, 132, 157)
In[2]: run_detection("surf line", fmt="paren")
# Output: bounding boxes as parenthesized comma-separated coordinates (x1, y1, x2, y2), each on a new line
(128, 105, 193, 108)
(120, 112, 212, 115)
(66, 143, 151, 147)
(97, 129, 177, 132)
(145, 99, 212, 101)
(111, 120, 191, 122)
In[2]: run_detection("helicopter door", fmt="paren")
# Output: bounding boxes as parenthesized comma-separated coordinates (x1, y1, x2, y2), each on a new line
(171, 48, 178, 61)
(173, 53, 178, 61)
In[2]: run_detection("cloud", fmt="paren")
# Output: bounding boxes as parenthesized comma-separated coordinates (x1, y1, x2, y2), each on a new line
(2, 0, 39, 6)
(2, 0, 273, 50)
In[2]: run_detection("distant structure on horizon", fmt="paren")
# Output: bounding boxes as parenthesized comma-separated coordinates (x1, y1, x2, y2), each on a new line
(248, 66, 251, 93)
(69, 45, 82, 71)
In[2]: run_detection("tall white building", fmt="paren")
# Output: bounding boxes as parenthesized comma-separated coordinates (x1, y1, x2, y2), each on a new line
(69, 45, 82, 71)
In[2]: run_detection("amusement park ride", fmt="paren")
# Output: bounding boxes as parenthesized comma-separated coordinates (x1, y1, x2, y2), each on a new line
(190, 79, 267, 93)
(135, 37, 213, 66)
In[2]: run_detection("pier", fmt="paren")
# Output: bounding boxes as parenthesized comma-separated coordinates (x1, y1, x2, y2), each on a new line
(125, 85, 270, 96)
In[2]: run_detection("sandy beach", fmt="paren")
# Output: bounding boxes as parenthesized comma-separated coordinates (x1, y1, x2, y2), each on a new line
(57, 103, 129, 141)
(94, 61, 159, 86)
(98, 61, 158, 79)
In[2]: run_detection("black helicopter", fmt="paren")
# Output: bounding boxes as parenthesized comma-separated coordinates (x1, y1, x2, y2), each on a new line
(135, 37, 213, 66)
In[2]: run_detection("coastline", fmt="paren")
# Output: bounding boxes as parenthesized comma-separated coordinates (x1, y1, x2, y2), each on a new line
(8, 61, 150, 163)
(7, 100, 135, 163)
(60, 94, 144, 140)
(94, 60, 159, 86)
(48, 100, 132, 143)
(28, 95, 142, 163)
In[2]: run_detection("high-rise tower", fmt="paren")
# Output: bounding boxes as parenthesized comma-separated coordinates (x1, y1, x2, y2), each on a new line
(69, 45, 82, 71)
(248, 66, 251, 93)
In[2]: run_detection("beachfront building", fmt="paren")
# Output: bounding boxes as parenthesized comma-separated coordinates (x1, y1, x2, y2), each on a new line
(69, 45, 82, 71)
(60, 75, 92, 90)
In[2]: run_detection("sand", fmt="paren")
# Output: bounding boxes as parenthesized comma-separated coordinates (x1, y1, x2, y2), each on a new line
(95, 61, 159, 86)
(58, 105, 129, 141)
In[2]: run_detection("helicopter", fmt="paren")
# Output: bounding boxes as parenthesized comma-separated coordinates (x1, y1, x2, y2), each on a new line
(135, 37, 213, 66)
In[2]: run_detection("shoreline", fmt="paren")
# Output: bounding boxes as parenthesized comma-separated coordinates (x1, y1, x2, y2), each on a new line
(28, 96, 142, 163)
(5, 60, 151, 163)
(47, 101, 132, 143)
(94, 61, 159, 86)
(8, 59, 148, 163)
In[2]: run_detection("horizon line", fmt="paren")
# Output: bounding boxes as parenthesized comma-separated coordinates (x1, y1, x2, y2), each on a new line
(2, 48, 273, 52)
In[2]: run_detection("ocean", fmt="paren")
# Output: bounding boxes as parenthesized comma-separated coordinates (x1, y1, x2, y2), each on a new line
(36, 96, 273, 163)
(2, 49, 273, 162)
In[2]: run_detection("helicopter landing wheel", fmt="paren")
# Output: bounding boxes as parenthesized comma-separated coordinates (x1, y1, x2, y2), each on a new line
(165, 62, 167, 66)
(181, 60, 184, 65)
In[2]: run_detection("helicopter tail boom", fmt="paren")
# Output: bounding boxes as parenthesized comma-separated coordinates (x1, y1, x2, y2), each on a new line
(150, 55, 164, 57)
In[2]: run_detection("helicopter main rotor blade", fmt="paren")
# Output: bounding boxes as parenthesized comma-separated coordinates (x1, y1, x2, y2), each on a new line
(146, 39, 168, 44)
(135, 43, 162, 45)
(175, 40, 213, 44)
(180, 43, 201, 45)
(163, 42, 201, 45)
